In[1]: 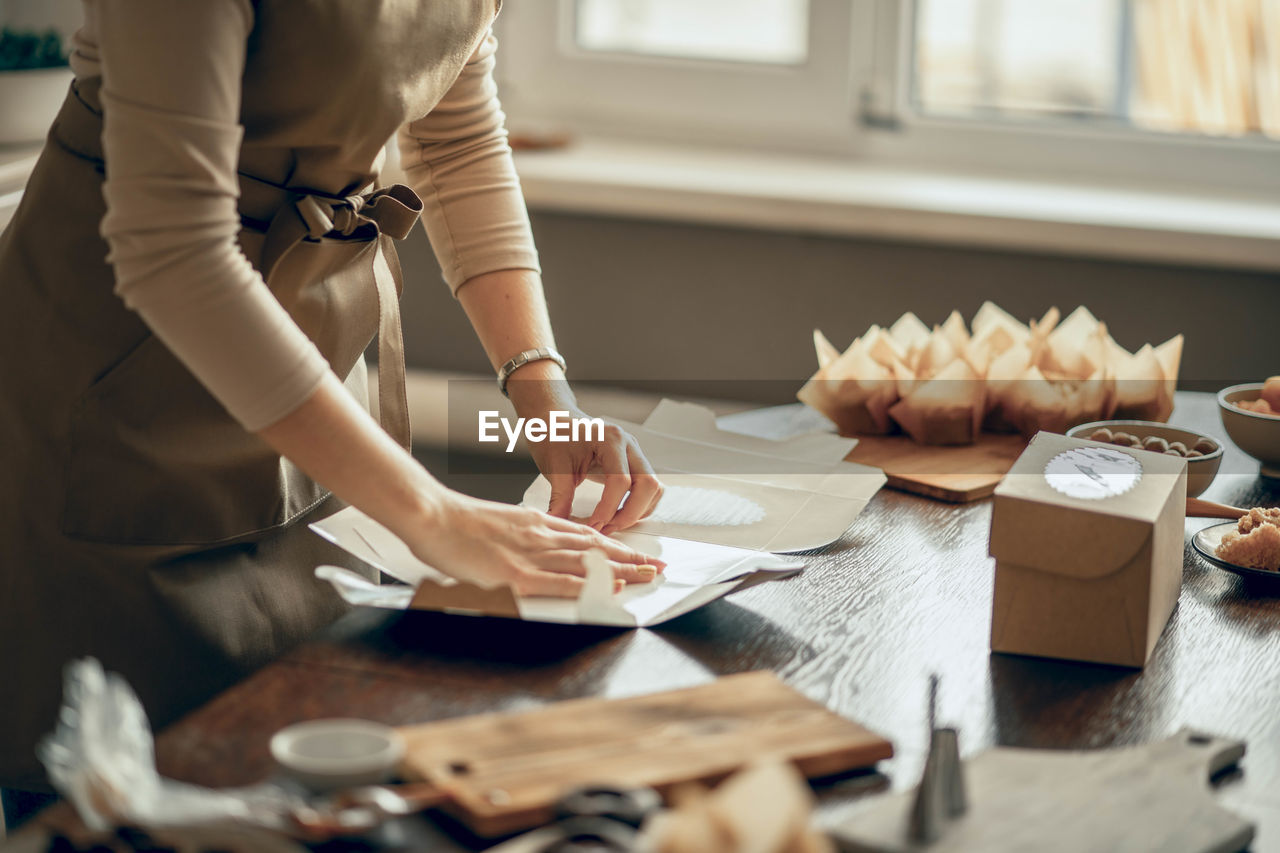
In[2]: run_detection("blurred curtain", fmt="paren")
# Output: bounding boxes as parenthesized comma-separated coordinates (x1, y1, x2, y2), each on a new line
(1135, 0, 1280, 138)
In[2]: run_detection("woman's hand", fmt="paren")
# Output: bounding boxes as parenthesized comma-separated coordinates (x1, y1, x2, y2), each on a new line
(524, 406, 664, 535)
(408, 493, 665, 597)
(454, 270, 665, 534)
(258, 374, 662, 601)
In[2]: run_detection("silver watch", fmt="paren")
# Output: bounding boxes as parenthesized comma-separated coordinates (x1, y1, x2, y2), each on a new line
(497, 347, 567, 397)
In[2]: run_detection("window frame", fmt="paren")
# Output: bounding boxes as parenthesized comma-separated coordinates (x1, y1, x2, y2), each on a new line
(494, 0, 872, 152)
(863, 0, 1280, 195)
(494, 0, 1280, 197)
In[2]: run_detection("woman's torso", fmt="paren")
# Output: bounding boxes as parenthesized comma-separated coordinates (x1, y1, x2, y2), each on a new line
(0, 0, 500, 788)
(72, 0, 499, 195)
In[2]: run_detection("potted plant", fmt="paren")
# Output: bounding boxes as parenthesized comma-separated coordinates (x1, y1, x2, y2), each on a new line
(0, 27, 71, 144)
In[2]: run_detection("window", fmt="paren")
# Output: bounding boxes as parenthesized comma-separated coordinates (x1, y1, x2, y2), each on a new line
(495, 0, 858, 151)
(915, 0, 1125, 122)
(914, 0, 1280, 141)
(494, 1, 1280, 193)
(575, 0, 809, 65)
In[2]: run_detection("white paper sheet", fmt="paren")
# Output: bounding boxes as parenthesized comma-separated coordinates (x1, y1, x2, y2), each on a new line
(715, 401, 839, 443)
(649, 400, 852, 464)
(311, 401, 880, 627)
(311, 506, 802, 627)
(522, 400, 885, 552)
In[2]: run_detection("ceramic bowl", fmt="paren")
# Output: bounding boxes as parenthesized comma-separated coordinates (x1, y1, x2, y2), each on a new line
(270, 718, 405, 791)
(1066, 419, 1223, 497)
(1218, 383, 1280, 479)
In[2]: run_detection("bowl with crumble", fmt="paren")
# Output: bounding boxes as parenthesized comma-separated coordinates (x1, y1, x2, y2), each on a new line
(1219, 377, 1280, 479)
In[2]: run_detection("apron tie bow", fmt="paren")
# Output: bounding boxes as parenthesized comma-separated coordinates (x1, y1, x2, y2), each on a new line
(292, 185, 422, 242)
(256, 181, 423, 450)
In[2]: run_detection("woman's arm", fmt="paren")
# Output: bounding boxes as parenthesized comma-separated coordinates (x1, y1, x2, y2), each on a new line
(398, 33, 663, 532)
(97, 0, 331, 431)
(457, 269, 663, 534)
(256, 375, 662, 596)
(95, 1, 659, 596)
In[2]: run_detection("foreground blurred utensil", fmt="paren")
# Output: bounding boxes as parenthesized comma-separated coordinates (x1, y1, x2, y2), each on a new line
(908, 675, 966, 844)
(1186, 498, 1248, 519)
(834, 730, 1252, 853)
(289, 781, 445, 838)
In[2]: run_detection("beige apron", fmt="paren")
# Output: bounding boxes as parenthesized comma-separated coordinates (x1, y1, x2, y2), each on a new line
(0, 0, 496, 789)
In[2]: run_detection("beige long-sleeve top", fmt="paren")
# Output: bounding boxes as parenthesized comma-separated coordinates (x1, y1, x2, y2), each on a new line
(72, 0, 539, 430)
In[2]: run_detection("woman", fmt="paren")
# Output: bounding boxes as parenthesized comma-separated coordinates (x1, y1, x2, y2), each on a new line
(0, 0, 664, 795)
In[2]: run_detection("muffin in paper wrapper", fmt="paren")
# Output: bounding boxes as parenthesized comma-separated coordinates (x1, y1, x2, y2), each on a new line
(798, 301, 1181, 446)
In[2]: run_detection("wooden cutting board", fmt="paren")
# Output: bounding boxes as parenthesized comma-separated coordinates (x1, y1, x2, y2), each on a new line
(395, 671, 893, 837)
(832, 730, 1253, 853)
(846, 432, 1027, 503)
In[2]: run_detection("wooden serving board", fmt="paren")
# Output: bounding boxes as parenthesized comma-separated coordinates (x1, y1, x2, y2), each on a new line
(846, 432, 1027, 503)
(395, 671, 893, 837)
(832, 730, 1253, 853)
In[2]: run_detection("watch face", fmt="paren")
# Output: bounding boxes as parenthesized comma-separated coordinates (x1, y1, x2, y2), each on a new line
(1044, 447, 1143, 500)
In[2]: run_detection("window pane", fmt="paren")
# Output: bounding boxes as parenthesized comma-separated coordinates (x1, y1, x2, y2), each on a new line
(1132, 0, 1280, 139)
(575, 0, 809, 65)
(914, 0, 1280, 140)
(915, 0, 1122, 119)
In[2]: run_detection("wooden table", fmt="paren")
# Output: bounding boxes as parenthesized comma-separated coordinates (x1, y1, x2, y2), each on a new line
(19, 392, 1280, 850)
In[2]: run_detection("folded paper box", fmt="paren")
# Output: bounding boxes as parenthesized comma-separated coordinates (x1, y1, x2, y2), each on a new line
(313, 401, 886, 627)
(523, 400, 886, 553)
(989, 431, 1187, 668)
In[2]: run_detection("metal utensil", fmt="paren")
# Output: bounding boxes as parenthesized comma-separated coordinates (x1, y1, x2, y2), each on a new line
(288, 781, 446, 838)
(907, 675, 967, 843)
(481, 785, 662, 853)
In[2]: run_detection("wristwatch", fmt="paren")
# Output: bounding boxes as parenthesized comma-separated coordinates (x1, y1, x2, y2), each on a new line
(497, 347, 567, 397)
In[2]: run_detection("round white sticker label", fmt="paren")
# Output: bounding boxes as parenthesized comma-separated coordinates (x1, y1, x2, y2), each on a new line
(1043, 447, 1143, 500)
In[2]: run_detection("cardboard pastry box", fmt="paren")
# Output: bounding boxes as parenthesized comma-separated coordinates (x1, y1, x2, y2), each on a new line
(989, 431, 1187, 668)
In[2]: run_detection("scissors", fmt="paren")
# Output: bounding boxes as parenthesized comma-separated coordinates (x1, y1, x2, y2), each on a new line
(481, 785, 663, 853)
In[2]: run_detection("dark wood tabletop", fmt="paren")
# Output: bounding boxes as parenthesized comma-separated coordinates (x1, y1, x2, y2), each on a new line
(19, 391, 1280, 850)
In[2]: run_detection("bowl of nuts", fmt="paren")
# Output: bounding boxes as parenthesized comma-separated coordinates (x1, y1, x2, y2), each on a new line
(1066, 420, 1223, 497)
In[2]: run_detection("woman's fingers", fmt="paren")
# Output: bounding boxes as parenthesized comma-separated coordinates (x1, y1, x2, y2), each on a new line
(595, 535, 663, 569)
(509, 569, 585, 598)
(586, 484, 630, 530)
(543, 525, 665, 570)
(586, 444, 632, 531)
(538, 550, 660, 583)
(602, 444, 663, 535)
(541, 511, 596, 534)
(509, 566, 632, 598)
(545, 471, 578, 518)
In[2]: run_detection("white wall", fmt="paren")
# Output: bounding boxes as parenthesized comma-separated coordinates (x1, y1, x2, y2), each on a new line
(1, 0, 81, 37)
(396, 210, 1280, 397)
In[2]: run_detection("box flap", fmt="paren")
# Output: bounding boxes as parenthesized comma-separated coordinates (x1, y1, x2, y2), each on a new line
(990, 497, 1153, 579)
(410, 578, 521, 618)
(990, 432, 1186, 580)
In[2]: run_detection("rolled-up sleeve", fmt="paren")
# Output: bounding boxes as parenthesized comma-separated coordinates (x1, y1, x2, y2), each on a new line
(397, 31, 540, 295)
(96, 0, 331, 431)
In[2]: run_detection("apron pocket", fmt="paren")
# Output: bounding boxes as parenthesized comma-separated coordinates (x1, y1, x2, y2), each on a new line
(60, 333, 331, 549)
(60, 235, 384, 550)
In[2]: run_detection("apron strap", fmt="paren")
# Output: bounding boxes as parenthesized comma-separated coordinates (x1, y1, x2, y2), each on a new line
(257, 182, 423, 450)
(372, 238, 412, 450)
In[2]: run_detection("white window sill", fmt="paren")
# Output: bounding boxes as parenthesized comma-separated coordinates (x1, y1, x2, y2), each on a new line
(513, 136, 1280, 273)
